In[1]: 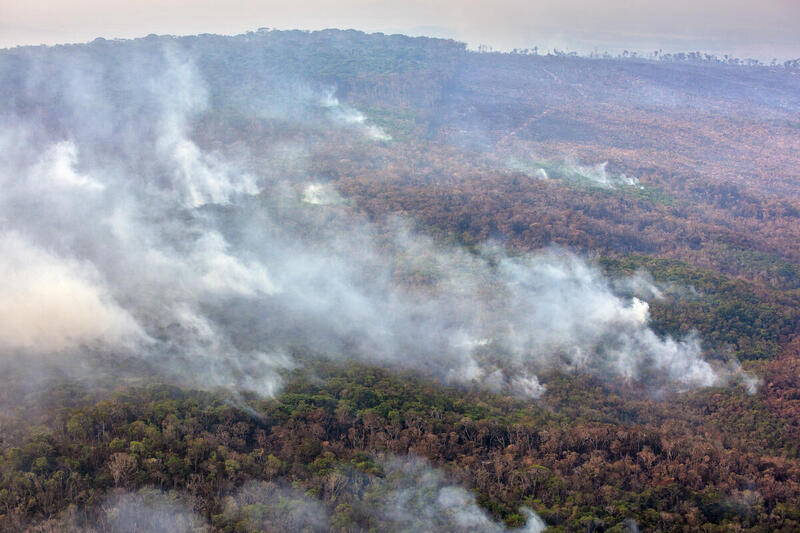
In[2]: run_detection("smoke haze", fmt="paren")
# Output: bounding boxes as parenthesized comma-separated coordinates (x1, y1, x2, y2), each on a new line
(2, 0, 798, 61)
(0, 39, 755, 400)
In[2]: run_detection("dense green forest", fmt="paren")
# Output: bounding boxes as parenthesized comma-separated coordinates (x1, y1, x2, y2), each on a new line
(1, 29, 800, 532)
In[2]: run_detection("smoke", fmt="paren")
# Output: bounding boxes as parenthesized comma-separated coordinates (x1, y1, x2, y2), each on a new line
(367, 456, 546, 532)
(505, 156, 641, 188)
(568, 160, 639, 188)
(32, 456, 545, 532)
(321, 89, 393, 141)
(100, 490, 208, 533)
(0, 40, 752, 400)
(221, 482, 331, 532)
(0, 232, 145, 353)
(302, 182, 345, 205)
(28, 488, 209, 533)
(150, 51, 262, 208)
(219, 456, 547, 532)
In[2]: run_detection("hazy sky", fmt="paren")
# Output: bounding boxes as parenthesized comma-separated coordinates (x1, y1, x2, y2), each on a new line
(2, 0, 799, 59)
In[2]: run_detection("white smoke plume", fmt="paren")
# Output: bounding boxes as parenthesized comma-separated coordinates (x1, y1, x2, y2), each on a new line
(321, 89, 393, 141)
(302, 182, 345, 205)
(150, 51, 262, 207)
(0, 40, 752, 400)
(569, 160, 639, 188)
(368, 456, 547, 532)
(505, 156, 640, 188)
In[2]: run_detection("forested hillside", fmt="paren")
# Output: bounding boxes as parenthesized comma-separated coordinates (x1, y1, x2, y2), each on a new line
(1, 29, 799, 532)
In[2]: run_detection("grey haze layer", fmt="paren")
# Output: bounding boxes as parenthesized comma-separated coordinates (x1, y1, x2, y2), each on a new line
(2, 0, 799, 60)
(0, 37, 753, 398)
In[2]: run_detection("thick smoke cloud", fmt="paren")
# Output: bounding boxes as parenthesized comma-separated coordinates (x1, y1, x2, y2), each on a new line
(0, 41, 753, 399)
(0, 231, 144, 353)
